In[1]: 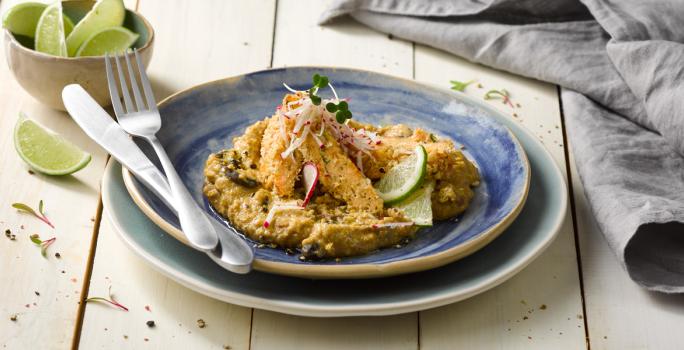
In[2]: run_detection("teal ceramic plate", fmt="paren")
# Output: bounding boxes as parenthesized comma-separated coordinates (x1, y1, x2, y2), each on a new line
(102, 79, 567, 316)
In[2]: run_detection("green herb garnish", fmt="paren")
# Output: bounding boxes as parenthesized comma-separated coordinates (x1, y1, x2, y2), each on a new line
(29, 233, 56, 257)
(12, 200, 54, 228)
(307, 74, 329, 105)
(450, 80, 474, 92)
(325, 100, 353, 123)
(484, 89, 514, 107)
(85, 286, 129, 311)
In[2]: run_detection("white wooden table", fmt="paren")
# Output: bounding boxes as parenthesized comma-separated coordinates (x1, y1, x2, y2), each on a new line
(2, 1, 683, 349)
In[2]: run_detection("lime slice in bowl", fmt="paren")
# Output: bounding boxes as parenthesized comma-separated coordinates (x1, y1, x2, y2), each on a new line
(14, 114, 91, 175)
(374, 144, 428, 204)
(66, 0, 125, 56)
(394, 180, 434, 227)
(2, 2, 73, 38)
(34, 1, 68, 56)
(75, 26, 138, 56)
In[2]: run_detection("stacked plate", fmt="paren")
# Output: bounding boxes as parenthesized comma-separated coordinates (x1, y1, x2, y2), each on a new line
(102, 67, 567, 316)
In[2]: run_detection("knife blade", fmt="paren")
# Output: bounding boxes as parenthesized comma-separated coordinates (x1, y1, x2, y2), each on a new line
(62, 84, 175, 210)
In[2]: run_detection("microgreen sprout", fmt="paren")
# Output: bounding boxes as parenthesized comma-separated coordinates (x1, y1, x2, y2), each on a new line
(12, 200, 54, 228)
(484, 89, 514, 107)
(308, 74, 329, 105)
(29, 234, 56, 257)
(85, 286, 129, 312)
(325, 100, 353, 123)
(450, 80, 474, 92)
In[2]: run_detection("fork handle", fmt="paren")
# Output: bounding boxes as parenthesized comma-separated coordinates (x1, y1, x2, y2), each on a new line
(148, 136, 219, 251)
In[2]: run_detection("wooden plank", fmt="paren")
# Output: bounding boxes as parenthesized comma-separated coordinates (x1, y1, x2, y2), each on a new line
(0, 1, 112, 348)
(569, 150, 684, 349)
(271, 0, 413, 76)
(77, 0, 277, 349)
(414, 46, 587, 349)
(138, 0, 279, 100)
(78, 219, 253, 350)
(251, 312, 418, 350)
(250, 1, 417, 349)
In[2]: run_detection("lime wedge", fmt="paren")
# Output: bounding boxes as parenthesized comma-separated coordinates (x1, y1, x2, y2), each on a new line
(394, 180, 434, 226)
(66, 0, 125, 56)
(63, 13, 75, 37)
(34, 2, 67, 56)
(14, 114, 91, 175)
(75, 26, 138, 56)
(374, 144, 428, 204)
(2, 2, 73, 38)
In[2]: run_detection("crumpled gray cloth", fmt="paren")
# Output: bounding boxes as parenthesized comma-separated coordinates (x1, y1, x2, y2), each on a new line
(320, 0, 684, 292)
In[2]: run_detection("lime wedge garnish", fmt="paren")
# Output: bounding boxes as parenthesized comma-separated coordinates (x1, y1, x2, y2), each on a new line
(75, 26, 138, 56)
(34, 2, 67, 57)
(63, 13, 74, 37)
(14, 114, 91, 175)
(394, 180, 434, 226)
(2, 2, 73, 38)
(66, 0, 125, 56)
(374, 144, 428, 204)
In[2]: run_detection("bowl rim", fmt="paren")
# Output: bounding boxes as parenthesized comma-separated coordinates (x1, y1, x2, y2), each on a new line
(3, 4, 154, 60)
(121, 66, 538, 279)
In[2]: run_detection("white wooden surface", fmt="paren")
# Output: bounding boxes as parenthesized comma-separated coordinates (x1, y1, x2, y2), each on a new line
(414, 46, 586, 350)
(0, 0, 119, 348)
(2, 0, 684, 349)
(79, 0, 275, 349)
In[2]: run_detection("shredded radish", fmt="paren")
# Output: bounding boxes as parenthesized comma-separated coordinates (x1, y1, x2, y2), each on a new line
(281, 126, 310, 159)
(371, 222, 414, 229)
(311, 132, 325, 149)
(356, 151, 364, 172)
(263, 204, 304, 228)
(317, 122, 325, 137)
(276, 80, 381, 162)
(278, 115, 289, 143)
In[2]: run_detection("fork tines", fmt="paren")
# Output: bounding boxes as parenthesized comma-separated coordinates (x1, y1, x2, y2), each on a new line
(105, 50, 157, 115)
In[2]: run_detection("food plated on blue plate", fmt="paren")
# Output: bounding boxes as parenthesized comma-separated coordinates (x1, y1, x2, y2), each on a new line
(122, 67, 530, 278)
(203, 75, 480, 260)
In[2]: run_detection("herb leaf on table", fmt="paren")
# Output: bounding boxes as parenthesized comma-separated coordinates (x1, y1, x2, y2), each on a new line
(484, 89, 514, 108)
(450, 79, 474, 92)
(85, 286, 129, 311)
(12, 200, 55, 228)
(29, 234, 56, 257)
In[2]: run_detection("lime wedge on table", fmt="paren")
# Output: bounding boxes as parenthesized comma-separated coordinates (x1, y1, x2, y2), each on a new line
(14, 115, 91, 175)
(66, 0, 125, 56)
(34, 2, 68, 56)
(374, 144, 428, 204)
(394, 180, 435, 226)
(75, 26, 138, 56)
(2, 2, 73, 38)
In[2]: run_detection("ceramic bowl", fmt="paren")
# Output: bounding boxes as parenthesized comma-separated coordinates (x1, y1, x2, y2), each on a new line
(3, 0, 154, 110)
(122, 67, 531, 279)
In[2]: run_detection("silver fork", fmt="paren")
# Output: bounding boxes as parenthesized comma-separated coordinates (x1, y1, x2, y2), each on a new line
(104, 50, 219, 252)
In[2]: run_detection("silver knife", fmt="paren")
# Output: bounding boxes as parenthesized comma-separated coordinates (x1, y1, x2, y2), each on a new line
(62, 84, 253, 274)
(62, 84, 175, 211)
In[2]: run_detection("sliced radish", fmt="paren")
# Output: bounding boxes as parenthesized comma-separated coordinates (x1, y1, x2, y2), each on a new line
(263, 203, 304, 228)
(302, 162, 319, 207)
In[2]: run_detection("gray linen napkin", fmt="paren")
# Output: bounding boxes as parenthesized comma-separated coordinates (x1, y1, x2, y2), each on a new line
(320, 0, 684, 292)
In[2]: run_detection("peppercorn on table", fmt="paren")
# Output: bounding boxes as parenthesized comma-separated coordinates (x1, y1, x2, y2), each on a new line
(2, 1, 684, 349)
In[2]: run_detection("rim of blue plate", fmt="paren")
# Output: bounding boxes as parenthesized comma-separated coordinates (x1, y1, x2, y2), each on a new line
(121, 66, 533, 279)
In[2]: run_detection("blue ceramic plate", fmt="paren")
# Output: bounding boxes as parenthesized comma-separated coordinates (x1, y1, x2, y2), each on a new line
(122, 67, 530, 278)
